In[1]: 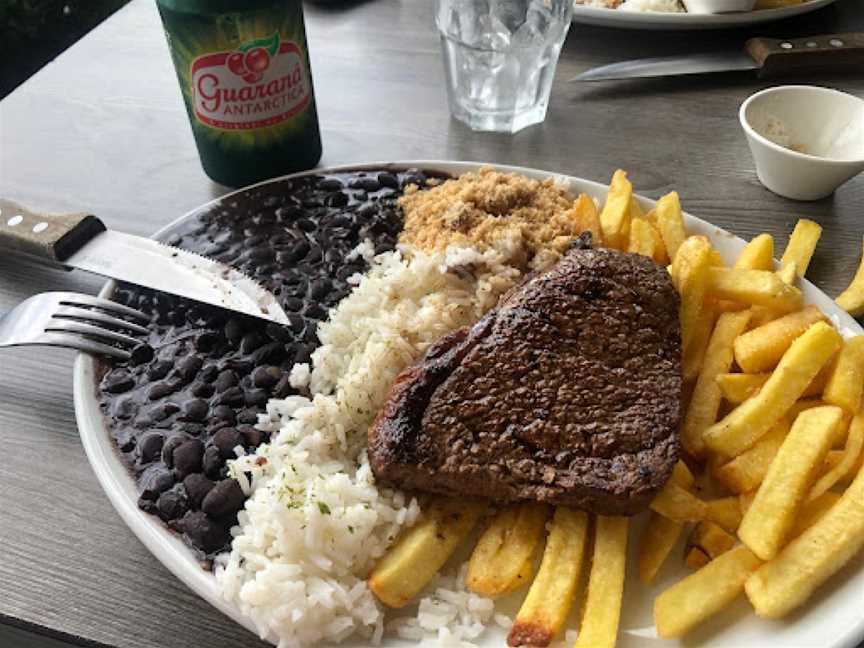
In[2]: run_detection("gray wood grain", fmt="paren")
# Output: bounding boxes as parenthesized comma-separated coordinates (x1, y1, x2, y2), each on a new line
(0, 622, 101, 648)
(0, 0, 862, 647)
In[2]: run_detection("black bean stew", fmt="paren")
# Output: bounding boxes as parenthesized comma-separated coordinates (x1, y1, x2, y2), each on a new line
(97, 168, 433, 565)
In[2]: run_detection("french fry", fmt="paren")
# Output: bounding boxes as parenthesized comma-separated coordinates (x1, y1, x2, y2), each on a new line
(682, 310, 752, 457)
(650, 482, 707, 522)
(466, 503, 550, 596)
(780, 218, 822, 279)
(677, 236, 714, 363)
(713, 420, 790, 493)
(655, 545, 762, 638)
(825, 447, 844, 466)
(628, 218, 659, 261)
(655, 191, 687, 261)
(508, 508, 589, 648)
(688, 520, 737, 561)
(739, 490, 757, 514)
(823, 444, 864, 486)
(787, 399, 850, 448)
(734, 233, 775, 271)
(369, 498, 485, 607)
(809, 413, 864, 501)
(738, 406, 842, 560)
(629, 196, 644, 220)
(777, 261, 798, 285)
(820, 448, 844, 474)
(705, 497, 743, 534)
(637, 461, 695, 584)
(789, 491, 841, 538)
(638, 514, 684, 584)
(706, 450, 726, 476)
(792, 491, 842, 537)
(786, 398, 828, 421)
(572, 193, 603, 246)
(513, 557, 533, 585)
(685, 547, 711, 569)
(726, 363, 834, 406)
(600, 170, 633, 250)
(671, 459, 696, 490)
(745, 460, 864, 618)
(651, 225, 670, 265)
(669, 242, 721, 288)
(683, 309, 716, 382)
(706, 267, 803, 312)
(708, 249, 725, 267)
(716, 372, 771, 404)
(704, 322, 842, 457)
(808, 362, 833, 398)
(705, 298, 748, 313)
(573, 516, 629, 648)
(644, 207, 658, 228)
(836, 235, 864, 316)
(823, 337, 864, 414)
(733, 305, 828, 373)
(668, 260, 680, 289)
(748, 306, 783, 328)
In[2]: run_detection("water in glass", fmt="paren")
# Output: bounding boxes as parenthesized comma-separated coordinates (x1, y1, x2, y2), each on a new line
(435, 0, 572, 133)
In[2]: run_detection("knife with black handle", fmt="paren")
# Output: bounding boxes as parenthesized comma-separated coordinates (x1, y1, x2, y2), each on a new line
(573, 32, 864, 81)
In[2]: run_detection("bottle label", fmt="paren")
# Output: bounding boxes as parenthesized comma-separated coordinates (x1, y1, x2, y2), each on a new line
(190, 33, 311, 131)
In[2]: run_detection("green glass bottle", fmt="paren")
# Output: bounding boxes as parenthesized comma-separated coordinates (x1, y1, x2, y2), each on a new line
(156, 0, 322, 187)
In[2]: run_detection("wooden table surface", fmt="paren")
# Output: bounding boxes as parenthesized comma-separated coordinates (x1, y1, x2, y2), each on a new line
(1, 0, 862, 646)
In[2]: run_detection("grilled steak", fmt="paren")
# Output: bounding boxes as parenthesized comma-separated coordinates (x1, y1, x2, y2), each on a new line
(368, 238, 682, 515)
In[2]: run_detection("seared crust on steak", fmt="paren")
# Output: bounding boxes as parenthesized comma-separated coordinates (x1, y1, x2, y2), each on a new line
(368, 243, 681, 515)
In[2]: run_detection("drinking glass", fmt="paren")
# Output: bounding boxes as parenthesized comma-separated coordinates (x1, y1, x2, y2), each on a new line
(435, 0, 573, 134)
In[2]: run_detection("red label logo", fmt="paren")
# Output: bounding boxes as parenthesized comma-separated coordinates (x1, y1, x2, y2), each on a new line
(190, 34, 311, 130)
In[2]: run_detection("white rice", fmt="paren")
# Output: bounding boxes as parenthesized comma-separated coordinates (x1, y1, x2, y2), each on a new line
(384, 563, 497, 645)
(216, 244, 523, 647)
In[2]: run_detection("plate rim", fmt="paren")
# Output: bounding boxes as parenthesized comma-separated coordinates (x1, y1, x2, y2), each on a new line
(73, 159, 864, 648)
(570, 0, 836, 29)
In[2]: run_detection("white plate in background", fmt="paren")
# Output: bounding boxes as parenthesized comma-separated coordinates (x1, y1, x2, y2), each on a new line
(74, 160, 864, 648)
(571, 0, 836, 30)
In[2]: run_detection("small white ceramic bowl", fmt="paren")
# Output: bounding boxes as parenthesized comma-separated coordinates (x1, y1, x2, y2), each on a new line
(682, 0, 755, 14)
(739, 85, 864, 201)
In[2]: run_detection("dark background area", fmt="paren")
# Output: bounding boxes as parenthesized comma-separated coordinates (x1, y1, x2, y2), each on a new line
(0, 0, 130, 98)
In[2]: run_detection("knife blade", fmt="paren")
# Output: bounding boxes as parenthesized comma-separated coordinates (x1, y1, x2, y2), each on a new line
(0, 198, 287, 325)
(574, 52, 757, 82)
(572, 32, 864, 82)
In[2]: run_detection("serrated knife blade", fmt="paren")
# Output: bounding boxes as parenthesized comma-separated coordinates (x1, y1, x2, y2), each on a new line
(67, 231, 287, 324)
(0, 198, 287, 325)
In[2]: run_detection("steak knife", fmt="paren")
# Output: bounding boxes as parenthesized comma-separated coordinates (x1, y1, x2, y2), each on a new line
(0, 198, 287, 324)
(572, 32, 864, 82)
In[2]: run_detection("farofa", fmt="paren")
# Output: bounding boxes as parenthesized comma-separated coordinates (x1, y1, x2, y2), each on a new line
(399, 167, 586, 269)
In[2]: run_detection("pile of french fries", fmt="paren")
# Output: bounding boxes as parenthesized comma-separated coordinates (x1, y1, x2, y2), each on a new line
(366, 169, 864, 647)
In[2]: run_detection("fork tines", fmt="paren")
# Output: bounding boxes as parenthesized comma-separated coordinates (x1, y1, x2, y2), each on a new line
(50, 294, 150, 358)
(0, 291, 151, 360)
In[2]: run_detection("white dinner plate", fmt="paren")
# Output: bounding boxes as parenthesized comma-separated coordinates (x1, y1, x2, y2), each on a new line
(571, 0, 837, 30)
(74, 161, 864, 648)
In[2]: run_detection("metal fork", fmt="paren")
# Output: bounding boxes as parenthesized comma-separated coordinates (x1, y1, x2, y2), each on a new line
(0, 292, 150, 360)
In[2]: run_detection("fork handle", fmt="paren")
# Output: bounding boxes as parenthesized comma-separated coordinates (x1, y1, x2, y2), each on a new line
(0, 199, 106, 264)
